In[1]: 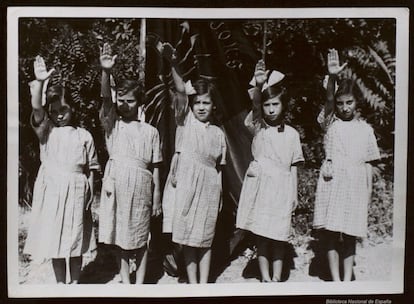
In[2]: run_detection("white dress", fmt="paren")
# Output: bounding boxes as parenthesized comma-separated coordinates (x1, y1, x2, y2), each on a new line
(98, 105, 162, 250)
(236, 113, 304, 241)
(24, 114, 99, 262)
(313, 119, 380, 237)
(172, 110, 226, 247)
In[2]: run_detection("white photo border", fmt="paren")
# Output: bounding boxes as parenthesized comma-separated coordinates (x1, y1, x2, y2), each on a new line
(7, 6, 409, 298)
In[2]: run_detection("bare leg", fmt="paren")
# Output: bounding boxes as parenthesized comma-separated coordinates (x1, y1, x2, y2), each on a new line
(69, 256, 82, 284)
(325, 231, 341, 281)
(199, 248, 211, 284)
(52, 258, 66, 284)
(271, 241, 285, 282)
(119, 249, 131, 284)
(182, 245, 198, 284)
(343, 255, 355, 281)
(257, 236, 271, 282)
(135, 245, 148, 284)
(327, 249, 341, 281)
(343, 234, 356, 281)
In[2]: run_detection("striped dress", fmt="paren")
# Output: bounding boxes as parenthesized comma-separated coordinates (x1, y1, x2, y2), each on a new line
(313, 119, 380, 237)
(98, 105, 162, 250)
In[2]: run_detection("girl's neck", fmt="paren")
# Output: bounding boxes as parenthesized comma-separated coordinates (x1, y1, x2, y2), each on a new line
(264, 116, 283, 127)
(339, 115, 357, 122)
(121, 116, 140, 123)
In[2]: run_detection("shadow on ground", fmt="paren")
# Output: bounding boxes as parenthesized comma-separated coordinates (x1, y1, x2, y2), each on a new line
(79, 217, 167, 284)
(241, 242, 296, 282)
(308, 229, 355, 281)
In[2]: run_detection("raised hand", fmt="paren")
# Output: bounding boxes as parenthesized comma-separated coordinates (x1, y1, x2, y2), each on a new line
(100, 42, 117, 70)
(254, 59, 267, 86)
(327, 48, 347, 75)
(161, 42, 177, 64)
(34, 55, 55, 81)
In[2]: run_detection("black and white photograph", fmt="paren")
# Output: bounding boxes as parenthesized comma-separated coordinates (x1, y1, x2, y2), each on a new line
(7, 6, 409, 298)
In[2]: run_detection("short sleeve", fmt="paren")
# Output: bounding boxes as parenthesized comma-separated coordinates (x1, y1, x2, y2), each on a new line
(85, 131, 100, 171)
(151, 128, 163, 164)
(219, 131, 227, 166)
(292, 130, 304, 165)
(244, 111, 261, 135)
(30, 111, 53, 144)
(365, 126, 381, 163)
(99, 102, 117, 135)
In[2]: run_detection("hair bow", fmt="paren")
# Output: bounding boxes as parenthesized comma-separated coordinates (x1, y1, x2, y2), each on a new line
(249, 70, 285, 92)
(261, 70, 285, 92)
(184, 80, 196, 95)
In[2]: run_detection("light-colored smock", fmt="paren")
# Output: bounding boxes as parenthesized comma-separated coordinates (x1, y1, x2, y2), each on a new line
(313, 119, 380, 237)
(24, 114, 99, 262)
(172, 110, 226, 248)
(98, 105, 162, 250)
(162, 126, 183, 233)
(236, 113, 304, 241)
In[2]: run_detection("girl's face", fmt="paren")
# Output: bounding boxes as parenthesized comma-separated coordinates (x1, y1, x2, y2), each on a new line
(336, 94, 356, 121)
(49, 101, 73, 127)
(262, 96, 283, 122)
(117, 90, 138, 120)
(193, 93, 213, 123)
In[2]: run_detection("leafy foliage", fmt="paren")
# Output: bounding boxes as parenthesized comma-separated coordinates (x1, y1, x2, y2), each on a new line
(242, 18, 395, 166)
(18, 18, 395, 242)
(18, 18, 144, 205)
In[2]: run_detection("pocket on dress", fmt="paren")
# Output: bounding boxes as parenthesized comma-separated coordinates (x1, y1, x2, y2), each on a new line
(246, 161, 260, 177)
(102, 177, 115, 202)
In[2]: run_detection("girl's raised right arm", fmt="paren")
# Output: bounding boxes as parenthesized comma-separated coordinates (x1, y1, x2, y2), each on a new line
(100, 43, 117, 117)
(29, 56, 55, 125)
(245, 60, 266, 133)
(319, 49, 347, 130)
(162, 42, 189, 125)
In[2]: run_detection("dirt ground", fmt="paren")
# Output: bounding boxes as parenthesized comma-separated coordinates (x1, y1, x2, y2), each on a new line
(18, 207, 393, 285)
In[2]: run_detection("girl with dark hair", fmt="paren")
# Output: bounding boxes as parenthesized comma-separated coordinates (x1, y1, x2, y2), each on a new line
(313, 49, 381, 281)
(236, 60, 304, 283)
(162, 45, 226, 284)
(24, 56, 99, 284)
(97, 43, 162, 284)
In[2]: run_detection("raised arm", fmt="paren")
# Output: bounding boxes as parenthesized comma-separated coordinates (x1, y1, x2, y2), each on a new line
(245, 60, 266, 131)
(251, 60, 266, 122)
(325, 49, 347, 120)
(30, 56, 55, 124)
(100, 42, 117, 116)
(162, 42, 189, 125)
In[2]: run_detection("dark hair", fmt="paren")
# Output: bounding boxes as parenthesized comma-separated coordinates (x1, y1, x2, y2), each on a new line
(190, 79, 217, 104)
(260, 82, 289, 131)
(116, 79, 145, 105)
(189, 78, 223, 125)
(45, 84, 78, 125)
(261, 83, 289, 114)
(45, 85, 74, 108)
(334, 78, 364, 104)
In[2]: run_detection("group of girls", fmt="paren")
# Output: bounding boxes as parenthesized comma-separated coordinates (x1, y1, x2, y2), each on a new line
(24, 43, 380, 284)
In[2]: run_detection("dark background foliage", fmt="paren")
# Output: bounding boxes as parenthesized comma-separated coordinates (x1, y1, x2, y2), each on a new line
(18, 18, 395, 241)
